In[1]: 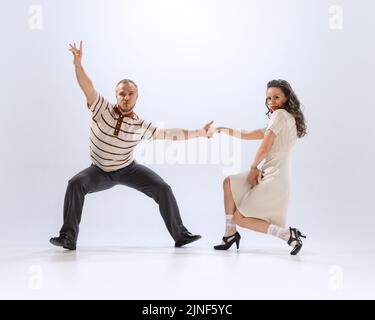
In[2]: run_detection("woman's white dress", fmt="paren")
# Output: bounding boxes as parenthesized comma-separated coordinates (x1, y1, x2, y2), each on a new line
(229, 109, 297, 227)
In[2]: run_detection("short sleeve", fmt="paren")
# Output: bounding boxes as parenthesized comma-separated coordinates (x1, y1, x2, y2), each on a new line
(140, 119, 160, 140)
(87, 91, 111, 118)
(266, 110, 286, 136)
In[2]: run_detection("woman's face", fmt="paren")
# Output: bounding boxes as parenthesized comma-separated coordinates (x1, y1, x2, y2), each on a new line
(266, 87, 288, 112)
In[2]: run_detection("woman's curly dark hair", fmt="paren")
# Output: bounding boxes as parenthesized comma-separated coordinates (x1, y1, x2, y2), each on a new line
(265, 79, 307, 138)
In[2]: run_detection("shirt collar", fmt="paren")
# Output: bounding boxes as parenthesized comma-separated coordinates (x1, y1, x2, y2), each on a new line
(113, 105, 138, 120)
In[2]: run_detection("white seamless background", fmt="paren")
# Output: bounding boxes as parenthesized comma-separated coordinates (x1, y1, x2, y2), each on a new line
(0, 0, 374, 248)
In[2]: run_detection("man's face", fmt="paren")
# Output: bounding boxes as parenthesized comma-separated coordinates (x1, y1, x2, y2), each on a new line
(115, 83, 138, 114)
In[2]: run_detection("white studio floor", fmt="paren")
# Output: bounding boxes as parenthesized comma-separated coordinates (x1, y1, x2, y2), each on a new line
(0, 240, 374, 300)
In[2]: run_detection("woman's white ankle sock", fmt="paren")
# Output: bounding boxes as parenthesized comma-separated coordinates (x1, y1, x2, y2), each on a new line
(267, 224, 294, 245)
(225, 214, 237, 236)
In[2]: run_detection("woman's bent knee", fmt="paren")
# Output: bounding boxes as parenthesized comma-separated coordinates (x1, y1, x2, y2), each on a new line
(233, 211, 244, 226)
(223, 177, 231, 189)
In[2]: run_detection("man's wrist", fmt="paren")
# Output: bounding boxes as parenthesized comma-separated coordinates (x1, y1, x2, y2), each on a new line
(250, 165, 258, 170)
(196, 129, 205, 137)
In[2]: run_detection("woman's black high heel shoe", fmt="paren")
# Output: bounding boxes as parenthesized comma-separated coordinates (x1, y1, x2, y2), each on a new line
(288, 227, 306, 255)
(214, 232, 241, 250)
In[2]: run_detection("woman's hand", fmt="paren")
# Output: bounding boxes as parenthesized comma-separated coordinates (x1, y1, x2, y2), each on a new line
(247, 167, 260, 188)
(206, 126, 223, 138)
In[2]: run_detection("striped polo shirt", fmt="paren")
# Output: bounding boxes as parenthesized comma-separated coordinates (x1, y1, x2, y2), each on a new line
(87, 92, 160, 172)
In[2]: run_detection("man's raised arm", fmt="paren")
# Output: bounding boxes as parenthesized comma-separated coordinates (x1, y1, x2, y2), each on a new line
(69, 41, 96, 106)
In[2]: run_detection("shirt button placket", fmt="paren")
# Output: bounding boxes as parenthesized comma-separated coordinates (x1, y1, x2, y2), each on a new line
(114, 117, 122, 136)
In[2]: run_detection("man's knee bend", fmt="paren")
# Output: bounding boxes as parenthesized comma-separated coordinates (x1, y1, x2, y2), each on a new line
(157, 182, 172, 195)
(67, 176, 88, 193)
(150, 182, 172, 203)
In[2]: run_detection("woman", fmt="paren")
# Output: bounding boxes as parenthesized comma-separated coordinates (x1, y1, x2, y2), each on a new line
(211, 79, 307, 255)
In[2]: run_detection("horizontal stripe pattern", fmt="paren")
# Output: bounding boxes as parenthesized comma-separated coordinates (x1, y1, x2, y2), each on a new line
(87, 92, 160, 172)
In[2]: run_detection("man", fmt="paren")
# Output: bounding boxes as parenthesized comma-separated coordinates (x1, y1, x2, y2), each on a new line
(50, 41, 212, 250)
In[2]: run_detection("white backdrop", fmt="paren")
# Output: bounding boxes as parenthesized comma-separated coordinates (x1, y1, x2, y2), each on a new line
(0, 0, 374, 248)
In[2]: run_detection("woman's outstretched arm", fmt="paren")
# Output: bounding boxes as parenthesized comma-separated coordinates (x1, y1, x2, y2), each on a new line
(211, 127, 266, 140)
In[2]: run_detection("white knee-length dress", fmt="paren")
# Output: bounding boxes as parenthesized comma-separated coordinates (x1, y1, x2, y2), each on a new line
(229, 109, 297, 227)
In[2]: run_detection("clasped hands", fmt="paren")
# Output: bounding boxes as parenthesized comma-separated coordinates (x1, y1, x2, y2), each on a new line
(199, 121, 223, 139)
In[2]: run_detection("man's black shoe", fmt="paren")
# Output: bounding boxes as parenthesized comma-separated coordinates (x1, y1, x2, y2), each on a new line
(175, 233, 202, 247)
(49, 236, 76, 250)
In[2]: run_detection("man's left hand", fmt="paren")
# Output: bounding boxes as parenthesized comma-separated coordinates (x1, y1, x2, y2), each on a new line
(201, 120, 214, 137)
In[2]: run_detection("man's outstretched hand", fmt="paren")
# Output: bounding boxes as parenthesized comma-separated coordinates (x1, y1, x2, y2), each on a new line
(201, 121, 214, 138)
(69, 40, 83, 66)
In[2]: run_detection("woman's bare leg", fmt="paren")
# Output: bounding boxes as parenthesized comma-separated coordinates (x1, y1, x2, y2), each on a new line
(223, 177, 236, 214)
(223, 193, 305, 254)
(222, 177, 237, 236)
(233, 210, 270, 233)
(233, 210, 294, 242)
(224, 180, 275, 235)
